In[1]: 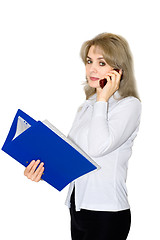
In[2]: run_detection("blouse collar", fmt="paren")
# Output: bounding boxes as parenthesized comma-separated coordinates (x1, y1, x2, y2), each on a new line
(78, 91, 120, 118)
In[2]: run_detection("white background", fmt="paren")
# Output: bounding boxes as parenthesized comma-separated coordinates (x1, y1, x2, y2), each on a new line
(0, 0, 160, 239)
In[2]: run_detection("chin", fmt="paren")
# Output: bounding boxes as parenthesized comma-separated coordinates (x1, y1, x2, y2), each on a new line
(88, 81, 99, 89)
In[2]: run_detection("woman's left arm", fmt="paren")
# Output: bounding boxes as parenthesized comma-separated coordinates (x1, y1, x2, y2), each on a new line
(88, 97, 141, 157)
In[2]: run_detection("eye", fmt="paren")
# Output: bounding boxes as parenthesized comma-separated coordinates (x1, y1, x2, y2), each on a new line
(86, 59, 92, 64)
(99, 61, 106, 66)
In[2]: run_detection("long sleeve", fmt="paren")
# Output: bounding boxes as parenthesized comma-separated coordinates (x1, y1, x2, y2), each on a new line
(88, 97, 141, 157)
(65, 94, 142, 212)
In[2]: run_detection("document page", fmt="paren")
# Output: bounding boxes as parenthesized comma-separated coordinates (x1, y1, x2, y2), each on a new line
(12, 116, 31, 140)
(42, 120, 100, 169)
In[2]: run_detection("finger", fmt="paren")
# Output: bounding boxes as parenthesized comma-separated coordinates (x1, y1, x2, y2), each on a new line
(106, 72, 117, 78)
(27, 160, 41, 178)
(110, 70, 119, 75)
(119, 69, 123, 74)
(103, 76, 111, 88)
(34, 167, 45, 182)
(106, 75, 111, 82)
(110, 73, 116, 81)
(33, 162, 44, 179)
(24, 160, 35, 176)
(105, 73, 116, 82)
(110, 70, 122, 83)
(109, 69, 123, 80)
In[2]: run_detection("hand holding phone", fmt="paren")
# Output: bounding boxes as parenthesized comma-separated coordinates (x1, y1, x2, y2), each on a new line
(99, 69, 120, 89)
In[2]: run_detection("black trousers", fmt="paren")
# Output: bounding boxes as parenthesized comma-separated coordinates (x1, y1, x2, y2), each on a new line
(70, 188, 131, 240)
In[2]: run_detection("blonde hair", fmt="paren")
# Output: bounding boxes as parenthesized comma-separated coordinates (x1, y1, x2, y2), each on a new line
(80, 33, 140, 101)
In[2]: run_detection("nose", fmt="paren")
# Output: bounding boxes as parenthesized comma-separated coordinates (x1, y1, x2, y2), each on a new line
(89, 63, 98, 74)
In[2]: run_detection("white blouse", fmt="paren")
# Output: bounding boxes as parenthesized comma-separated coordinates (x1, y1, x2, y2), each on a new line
(65, 91, 142, 212)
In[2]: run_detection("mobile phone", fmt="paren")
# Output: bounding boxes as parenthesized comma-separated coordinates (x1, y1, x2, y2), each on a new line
(99, 69, 120, 89)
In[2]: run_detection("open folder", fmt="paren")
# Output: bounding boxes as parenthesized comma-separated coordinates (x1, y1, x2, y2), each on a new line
(1, 109, 100, 191)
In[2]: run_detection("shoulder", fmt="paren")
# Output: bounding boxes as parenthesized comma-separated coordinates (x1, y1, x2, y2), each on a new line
(111, 96, 142, 118)
(119, 96, 141, 111)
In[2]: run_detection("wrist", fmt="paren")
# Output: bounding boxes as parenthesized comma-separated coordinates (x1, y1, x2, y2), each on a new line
(96, 97, 108, 102)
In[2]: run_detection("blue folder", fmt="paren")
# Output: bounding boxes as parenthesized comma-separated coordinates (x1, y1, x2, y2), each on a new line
(1, 109, 100, 191)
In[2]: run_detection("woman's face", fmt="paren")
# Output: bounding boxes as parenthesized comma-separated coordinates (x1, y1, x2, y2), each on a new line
(85, 45, 113, 89)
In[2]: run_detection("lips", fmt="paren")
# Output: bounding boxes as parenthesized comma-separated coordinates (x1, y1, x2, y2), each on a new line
(90, 77, 100, 81)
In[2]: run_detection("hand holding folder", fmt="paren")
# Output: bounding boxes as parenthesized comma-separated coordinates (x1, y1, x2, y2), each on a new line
(24, 159, 45, 182)
(2, 109, 100, 191)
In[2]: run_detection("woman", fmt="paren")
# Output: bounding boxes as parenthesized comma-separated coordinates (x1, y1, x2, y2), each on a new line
(24, 33, 141, 240)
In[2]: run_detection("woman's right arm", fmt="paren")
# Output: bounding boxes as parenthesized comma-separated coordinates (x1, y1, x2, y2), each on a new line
(24, 160, 44, 182)
(88, 97, 141, 157)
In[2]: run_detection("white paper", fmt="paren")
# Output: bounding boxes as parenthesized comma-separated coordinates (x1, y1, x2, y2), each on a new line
(12, 116, 31, 140)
